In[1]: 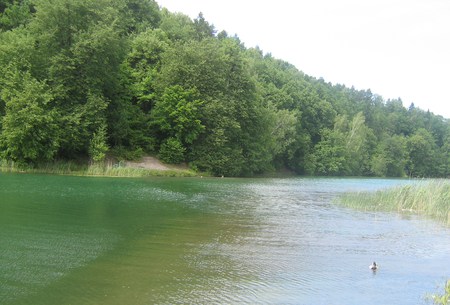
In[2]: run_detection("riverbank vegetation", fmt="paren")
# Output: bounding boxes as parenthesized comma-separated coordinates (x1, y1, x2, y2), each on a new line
(429, 280, 450, 305)
(1, 0, 449, 177)
(338, 180, 450, 225)
(0, 159, 196, 177)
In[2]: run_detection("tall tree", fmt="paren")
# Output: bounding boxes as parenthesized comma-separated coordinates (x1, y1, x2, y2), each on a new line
(150, 85, 205, 154)
(370, 134, 407, 177)
(0, 68, 59, 163)
(406, 128, 439, 177)
(28, 0, 127, 157)
(0, 0, 34, 31)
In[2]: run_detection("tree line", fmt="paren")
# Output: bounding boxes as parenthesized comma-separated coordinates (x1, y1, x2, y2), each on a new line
(1, 0, 449, 177)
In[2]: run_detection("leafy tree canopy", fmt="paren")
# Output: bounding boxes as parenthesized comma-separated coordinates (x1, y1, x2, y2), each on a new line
(0, 0, 448, 177)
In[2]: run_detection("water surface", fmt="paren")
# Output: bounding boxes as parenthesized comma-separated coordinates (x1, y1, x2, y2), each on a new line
(1, 174, 449, 304)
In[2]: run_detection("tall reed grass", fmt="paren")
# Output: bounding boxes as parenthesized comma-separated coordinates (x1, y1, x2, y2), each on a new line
(0, 159, 197, 178)
(427, 280, 450, 305)
(338, 180, 450, 225)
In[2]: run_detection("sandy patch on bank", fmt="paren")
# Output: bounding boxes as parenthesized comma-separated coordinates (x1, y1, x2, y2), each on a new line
(125, 156, 187, 171)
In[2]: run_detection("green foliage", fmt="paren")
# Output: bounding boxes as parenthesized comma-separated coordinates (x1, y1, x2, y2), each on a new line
(151, 85, 205, 146)
(0, 158, 196, 177)
(371, 134, 407, 177)
(89, 123, 109, 162)
(58, 91, 109, 157)
(0, 0, 448, 177)
(193, 12, 216, 40)
(124, 28, 169, 111)
(0, 68, 59, 163)
(307, 128, 347, 175)
(121, 0, 161, 33)
(109, 146, 144, 161)
(158, 137, 185, 164)
(267, 106, 299, 157)
(159, 9, 195, 42)
(429, 280, 450, 305)
(406, 128, 439, 177)
(0, 0, 33, 31)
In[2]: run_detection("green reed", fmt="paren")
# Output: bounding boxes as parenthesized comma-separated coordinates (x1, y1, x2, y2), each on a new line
(338, 180, 450, 225)
(427, 280, 450, 305)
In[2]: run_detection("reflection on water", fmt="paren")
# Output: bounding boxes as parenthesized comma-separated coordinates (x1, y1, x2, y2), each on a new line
(0, 174, 449, 305)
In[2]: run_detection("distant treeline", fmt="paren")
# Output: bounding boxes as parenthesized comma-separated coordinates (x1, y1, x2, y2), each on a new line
(1, 0, 449, 177)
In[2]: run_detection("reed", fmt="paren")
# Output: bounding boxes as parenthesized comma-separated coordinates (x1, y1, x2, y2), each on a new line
(83, 163, 197, 177)
(0, 159, 197, 178)
(338, 180, 450, 225)
(427, 280, 450, 305)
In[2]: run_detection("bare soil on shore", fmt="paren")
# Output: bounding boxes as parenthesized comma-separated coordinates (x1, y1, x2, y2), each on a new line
(124, 156, 188, 171)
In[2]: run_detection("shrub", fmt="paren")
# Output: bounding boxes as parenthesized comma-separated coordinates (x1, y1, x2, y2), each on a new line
(158, 137, 185, 164)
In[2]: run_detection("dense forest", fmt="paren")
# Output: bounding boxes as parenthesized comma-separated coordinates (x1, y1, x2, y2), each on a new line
(1, 0, 449, 177)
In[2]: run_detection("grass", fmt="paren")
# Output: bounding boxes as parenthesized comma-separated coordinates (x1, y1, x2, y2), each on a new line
(0, 159, 198, 178)
(427, 280, 450, 305)
(337, 179, 450, 225)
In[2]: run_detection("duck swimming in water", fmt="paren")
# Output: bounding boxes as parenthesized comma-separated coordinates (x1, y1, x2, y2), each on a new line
(370, 262, 378, 271)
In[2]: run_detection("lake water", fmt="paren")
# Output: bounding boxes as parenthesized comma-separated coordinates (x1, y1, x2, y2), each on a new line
(1, 174, 449, 304)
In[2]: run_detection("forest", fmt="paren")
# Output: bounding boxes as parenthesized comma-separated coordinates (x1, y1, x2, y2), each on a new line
(0, 0, 449, 177)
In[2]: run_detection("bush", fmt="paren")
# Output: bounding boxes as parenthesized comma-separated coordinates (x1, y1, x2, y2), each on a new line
(158, 137, 185, 164)
(89, 124, 109, 163)
(110, 146, 144, 161)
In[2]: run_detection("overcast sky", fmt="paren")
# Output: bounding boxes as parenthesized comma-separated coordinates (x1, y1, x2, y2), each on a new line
(156, 0, 450, 119)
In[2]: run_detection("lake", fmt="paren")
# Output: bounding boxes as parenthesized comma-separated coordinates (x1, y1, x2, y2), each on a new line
(1, 174, 449, 304)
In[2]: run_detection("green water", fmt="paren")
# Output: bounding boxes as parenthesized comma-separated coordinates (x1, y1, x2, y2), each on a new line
(1, 174, 241, 304)
(1, 174, 449, 304)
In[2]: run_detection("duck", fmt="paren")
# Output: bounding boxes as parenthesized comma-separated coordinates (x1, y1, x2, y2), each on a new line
(369, 261, 378, 271)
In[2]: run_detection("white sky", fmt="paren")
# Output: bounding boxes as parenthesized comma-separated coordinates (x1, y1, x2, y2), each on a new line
(157, 0, 450, 119)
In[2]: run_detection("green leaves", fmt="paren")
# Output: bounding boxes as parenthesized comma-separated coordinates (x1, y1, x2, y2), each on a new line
(0, 68, 59, 163)
(158, 137, 185, 164)
(89, 123, 109, 163)
(370, 134, 407, 177)
(0, 0, 448, 177)
(151, 85, 205, 158)
(406, 128, 439, 177)
(0, 0, 33, 31)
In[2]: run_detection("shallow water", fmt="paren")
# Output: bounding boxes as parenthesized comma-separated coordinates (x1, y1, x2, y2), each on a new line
(0, 174, 449, 304)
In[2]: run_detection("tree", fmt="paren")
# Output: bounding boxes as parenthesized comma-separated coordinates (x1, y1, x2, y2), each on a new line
(193, 12, 215, 40)
(343, 112, 375, 175)
(157, 37, 272, 176)
(158, 137, 185, 164)
(370, 134, 407, 177)
(0, 0, 34, 31)
(307, 128, 347, 175)
(442, 126, 450, 177)
(406, 128, 438, 177)
(124, 28, 169, 113)
(159, 9, 195, 42)
(0, 0, 447, 177)
(267, 107, 298, 157)
(0, 68, 59, 163)
(121, 0, 161, 33)
(151, 85, 205, 149)
(27, 0, 128, 157)
(89, 123, 109, 163)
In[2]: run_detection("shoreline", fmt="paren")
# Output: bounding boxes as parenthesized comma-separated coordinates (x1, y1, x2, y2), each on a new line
(0, 157, 199, 178)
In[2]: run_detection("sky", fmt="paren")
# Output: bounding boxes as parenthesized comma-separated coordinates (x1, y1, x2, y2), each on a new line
(156, 0, 450, 119)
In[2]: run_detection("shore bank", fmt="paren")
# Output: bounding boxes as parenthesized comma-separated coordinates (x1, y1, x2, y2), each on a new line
(0, 157, 197, 178)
